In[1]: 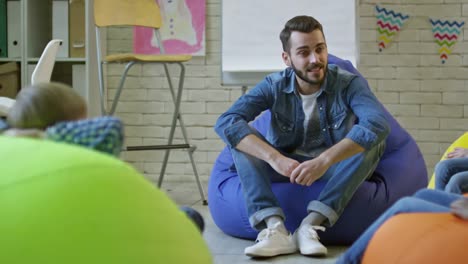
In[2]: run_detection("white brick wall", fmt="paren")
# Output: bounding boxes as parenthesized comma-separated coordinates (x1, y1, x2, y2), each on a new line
(106, 0, 467, 184)
(360, 0, 467, 177)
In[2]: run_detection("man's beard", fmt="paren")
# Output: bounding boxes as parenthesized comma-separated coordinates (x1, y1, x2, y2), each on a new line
(291, 61, 326, 86)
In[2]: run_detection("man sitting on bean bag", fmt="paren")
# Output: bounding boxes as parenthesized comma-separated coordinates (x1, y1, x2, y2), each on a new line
(214, 15, 389, 257)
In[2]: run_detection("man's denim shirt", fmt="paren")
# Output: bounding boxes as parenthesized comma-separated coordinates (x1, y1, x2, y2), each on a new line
(215, 65, 390, 153)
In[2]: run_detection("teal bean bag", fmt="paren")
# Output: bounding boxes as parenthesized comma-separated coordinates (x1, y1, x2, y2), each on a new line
(0, 136, 212, 264)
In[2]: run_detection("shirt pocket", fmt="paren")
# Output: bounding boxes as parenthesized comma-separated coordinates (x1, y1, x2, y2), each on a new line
(330, 112, 347, 130)
(273, 111, 294, 133)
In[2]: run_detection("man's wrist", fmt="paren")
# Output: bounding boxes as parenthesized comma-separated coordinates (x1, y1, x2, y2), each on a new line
(266, 150, 282, 164)
(316, 153, 333, 167)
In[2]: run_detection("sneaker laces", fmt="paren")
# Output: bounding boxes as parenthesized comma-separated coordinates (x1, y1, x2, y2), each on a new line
(255, 222, 283, 243)
(301, 225, 326, 240)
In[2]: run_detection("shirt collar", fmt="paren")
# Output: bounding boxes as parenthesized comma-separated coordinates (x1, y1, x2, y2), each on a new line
(282, 66, 332, 96)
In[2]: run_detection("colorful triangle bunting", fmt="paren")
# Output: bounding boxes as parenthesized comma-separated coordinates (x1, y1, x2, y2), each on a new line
(429, 19, 465, 64)
(375, 5, 410, 52)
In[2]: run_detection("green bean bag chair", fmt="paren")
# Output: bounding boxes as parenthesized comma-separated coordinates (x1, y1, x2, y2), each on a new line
(0, 136, 211, 264)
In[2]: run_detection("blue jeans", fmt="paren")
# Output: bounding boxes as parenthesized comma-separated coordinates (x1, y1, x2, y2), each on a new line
(434, 158, 468, 194)
(230, 132, 385, 230)
(337, 189, 462, 264)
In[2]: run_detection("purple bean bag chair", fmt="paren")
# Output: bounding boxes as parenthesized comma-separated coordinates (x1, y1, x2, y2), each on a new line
(208, 55, 428, 245)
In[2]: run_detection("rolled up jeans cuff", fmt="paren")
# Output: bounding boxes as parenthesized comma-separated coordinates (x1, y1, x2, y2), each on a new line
(249, 207, 285, 231)
(307, 200, 339, 227)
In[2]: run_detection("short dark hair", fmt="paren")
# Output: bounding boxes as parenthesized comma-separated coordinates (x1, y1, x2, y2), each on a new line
(279, 16, 324, 52)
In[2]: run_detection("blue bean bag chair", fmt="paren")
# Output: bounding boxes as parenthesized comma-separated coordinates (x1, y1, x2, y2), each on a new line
(208, 54, 428, 245)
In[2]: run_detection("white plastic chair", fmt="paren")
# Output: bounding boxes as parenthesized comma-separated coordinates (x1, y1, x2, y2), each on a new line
(31, 39, 62, 85)
(0, 39, 62, 116)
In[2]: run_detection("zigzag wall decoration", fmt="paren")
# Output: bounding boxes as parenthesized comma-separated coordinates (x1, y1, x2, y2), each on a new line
(429, 19, 465, 64)
(375, 5, 410, 52)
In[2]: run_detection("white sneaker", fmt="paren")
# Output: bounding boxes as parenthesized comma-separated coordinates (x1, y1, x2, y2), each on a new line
(294, 225, 327, 256)
(244, 222, 297, 257)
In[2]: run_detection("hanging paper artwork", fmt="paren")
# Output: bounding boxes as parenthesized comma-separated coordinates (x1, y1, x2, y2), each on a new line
(375, 5, 410, 52)
(134, 0, 206, 56)
(429, 19, 465, 64)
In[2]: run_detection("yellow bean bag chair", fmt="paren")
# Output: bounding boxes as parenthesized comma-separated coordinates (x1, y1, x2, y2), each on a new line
(0, 136, 212, 264)
(362, 213, 468, 264)
(429, 132, 468, 188)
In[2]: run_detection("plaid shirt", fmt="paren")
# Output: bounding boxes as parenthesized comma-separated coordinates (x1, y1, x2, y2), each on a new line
(1, 116, 124, 156)
(46, 116, 124, 157)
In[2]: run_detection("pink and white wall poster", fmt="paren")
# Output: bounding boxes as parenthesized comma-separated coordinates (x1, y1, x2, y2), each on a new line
(134, 0, 206, 56)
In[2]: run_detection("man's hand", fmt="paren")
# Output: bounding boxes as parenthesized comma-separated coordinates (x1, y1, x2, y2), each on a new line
(267, 153, 300, 177)
(446, 147, 468, 159)
(450, 198, 468, 220)
(286, 138, 364, 186)
(289, 156, 331, 186)
(235, 134, 300, 178)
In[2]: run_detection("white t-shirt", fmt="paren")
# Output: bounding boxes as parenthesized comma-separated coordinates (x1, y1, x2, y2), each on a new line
(301, 91, 320, 130)
(296, 91, 327, 157)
